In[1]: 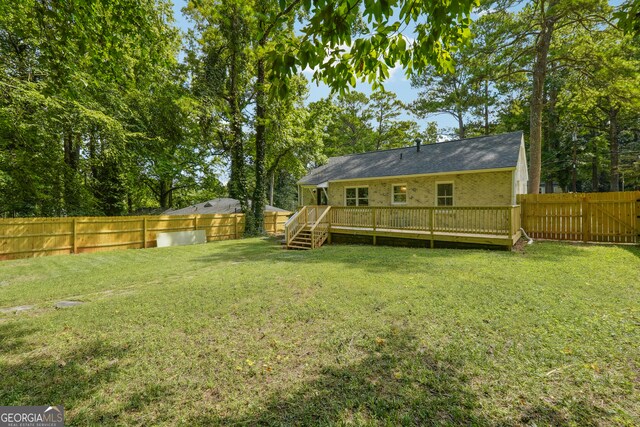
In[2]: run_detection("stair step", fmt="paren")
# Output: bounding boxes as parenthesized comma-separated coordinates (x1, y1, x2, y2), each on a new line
(287, 244, 311, 250)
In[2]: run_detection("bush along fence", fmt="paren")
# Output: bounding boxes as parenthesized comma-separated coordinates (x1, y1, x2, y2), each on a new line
(518, 191, 639, 244)
(0, 211, 291, 261)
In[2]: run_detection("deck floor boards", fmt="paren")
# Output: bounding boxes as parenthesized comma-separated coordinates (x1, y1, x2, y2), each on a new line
(329, 226, 518, 247)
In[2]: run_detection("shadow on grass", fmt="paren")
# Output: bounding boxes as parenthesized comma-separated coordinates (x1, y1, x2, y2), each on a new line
(520, 399, 612, 426)
(189, 328, 488, 426)
(0, 321, 36, 355)
(192, 237, 593, 273)
(621, 244, 639, 259)
(0, 337, 127, 417)
(0, 321, 174, 425)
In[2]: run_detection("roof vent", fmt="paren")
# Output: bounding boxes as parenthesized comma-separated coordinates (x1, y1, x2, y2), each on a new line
(204, 202, 213, 207)
(416, 138, 422, 152)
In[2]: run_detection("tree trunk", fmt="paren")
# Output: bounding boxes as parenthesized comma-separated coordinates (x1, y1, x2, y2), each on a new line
(159, 179, 170, 209)
(484, 78, 490, 135)
(251, 54, 266, 234)
(528, 1, 557, 194)
(609, 106, 619, 191)
(226, 13, 249, 214)
(63, 128, 81, 213)
(592, 136, 599, 191)
(571, 137, 577, 193)
(457, 111, 465, 139)
(376, 109, 383, 150)
(269, 171, 274, 206)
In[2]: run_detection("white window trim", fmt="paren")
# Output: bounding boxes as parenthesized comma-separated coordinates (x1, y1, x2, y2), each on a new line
(344, 185, 369, 206)
(391, 183, 407, 205)
(435, 181, 454, 207)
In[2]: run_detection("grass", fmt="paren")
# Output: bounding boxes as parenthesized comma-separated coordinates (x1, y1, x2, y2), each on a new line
(1, 238, 639, 426)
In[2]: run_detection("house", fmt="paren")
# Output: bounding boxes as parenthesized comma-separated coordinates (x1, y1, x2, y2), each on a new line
(164, 198, 291, 235)
(285, 132, 528, 250)
(297, 131, 528, 208)
(163, 198, 289, 215)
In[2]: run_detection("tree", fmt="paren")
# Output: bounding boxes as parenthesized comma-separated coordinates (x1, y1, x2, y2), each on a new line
(559, 27, 640, 191)
(367, 90, 419, 150)
(185, 0, 254, 213)
(275, 0, 478, 95)
(410, 50, 478, 139)
(265, 76, 325, 206)
(616, 0, 640, 35)
(484, 0, 610, 193)
(0, 0, 191, 216)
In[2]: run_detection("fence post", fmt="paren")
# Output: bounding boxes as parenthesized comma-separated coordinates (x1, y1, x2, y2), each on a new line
(234, 214, 239, 239)
(143, 217, 147, 249)
(72, 218, 77, 254)
(636, 195, 640, 244)
(520, 197, 526, 235)
(582, 195, 590, 243)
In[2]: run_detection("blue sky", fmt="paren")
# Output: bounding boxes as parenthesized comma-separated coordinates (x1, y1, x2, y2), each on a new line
(170, 0, 458, 132)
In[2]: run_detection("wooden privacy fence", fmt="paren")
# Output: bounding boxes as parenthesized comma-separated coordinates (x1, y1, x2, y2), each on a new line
(0, 211, 290, 261)
(518, 191, 640, 244)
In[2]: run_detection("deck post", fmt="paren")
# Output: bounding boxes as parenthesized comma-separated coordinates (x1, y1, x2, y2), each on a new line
(429, 208, 435, 249)
(372, 208, 377, 245)
(327, 206, 332, 244)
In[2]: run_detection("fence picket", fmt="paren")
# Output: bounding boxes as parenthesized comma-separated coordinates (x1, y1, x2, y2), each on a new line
(0, 211, 291, 260)
(517, 191, 639, 244)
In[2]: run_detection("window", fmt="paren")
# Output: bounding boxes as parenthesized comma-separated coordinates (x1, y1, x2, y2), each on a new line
(392, 184, 407, 204)
(436, 183, 453, 206)
(345, 186, 368, 206)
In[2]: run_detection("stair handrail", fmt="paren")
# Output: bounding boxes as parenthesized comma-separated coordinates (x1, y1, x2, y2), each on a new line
(309, 206, 331, 249)
(285, 206, 307, 245)
(309, 206, 331, 233)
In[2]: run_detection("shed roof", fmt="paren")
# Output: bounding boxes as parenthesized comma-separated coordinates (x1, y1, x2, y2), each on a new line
(298, 131, 523, 185)
(163, 198, 290, 215)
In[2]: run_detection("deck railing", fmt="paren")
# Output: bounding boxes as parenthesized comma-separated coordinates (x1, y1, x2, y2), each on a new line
(284, 206, 307, 245)
(309, 206, 331, 248)
(330, 206, 520, 236)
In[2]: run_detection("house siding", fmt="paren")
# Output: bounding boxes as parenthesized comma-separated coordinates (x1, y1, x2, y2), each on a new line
(327, 170, 514, 207)
(300, 187, 316, 206)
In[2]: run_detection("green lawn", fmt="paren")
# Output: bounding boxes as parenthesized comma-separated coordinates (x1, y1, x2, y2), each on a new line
(1, 239, 638, 426)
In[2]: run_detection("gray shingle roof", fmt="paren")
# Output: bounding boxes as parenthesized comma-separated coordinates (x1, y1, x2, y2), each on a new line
(163, 198, 290, 215)
(298, 131, 524, 185)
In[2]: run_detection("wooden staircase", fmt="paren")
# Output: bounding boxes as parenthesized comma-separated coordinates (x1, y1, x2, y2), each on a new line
(284, 206, 331, 250)
(286, 228, 313, 250)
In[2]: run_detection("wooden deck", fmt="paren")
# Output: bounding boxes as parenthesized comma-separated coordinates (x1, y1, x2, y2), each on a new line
(330, 225, 521, 247)
(285, 205, 522, 250)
